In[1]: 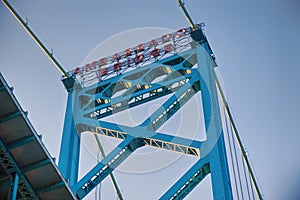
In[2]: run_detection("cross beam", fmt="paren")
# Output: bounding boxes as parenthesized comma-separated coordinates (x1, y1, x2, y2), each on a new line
(77, 121, 202, 157)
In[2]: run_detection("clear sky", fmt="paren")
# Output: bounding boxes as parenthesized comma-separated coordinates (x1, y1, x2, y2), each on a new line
(1, 0, 300, 199)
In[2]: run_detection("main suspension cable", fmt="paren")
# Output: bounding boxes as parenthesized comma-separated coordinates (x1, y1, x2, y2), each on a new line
(2, 0, 69, 77)
(241, 150, 252, 199)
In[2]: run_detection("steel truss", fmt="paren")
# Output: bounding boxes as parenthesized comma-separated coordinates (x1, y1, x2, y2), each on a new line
(59, 29, 233, 199)
(0, 141, 36, 200)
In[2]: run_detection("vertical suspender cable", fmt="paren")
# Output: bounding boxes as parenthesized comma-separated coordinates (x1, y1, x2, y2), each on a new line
(177, 1, 264, 199)
(224, 108, 241, 199)
(214, 71, 264, 200)
(95, 151, 102, 200)
(241, 152, 252, 200)
(228, 113, 245, 200)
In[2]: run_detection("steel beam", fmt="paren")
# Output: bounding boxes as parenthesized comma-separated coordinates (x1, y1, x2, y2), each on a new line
(22, 158, 51, 173)
(72, 136, 144, 199)
(6, 135, 35, 150)
(76, 119, 202, 157)
(37, 181, 64, 194)
(58, 91, 80, 187)
(159, 40, 234, 199)
(0, 111, 22, 124)
(160, 158, 210, 200)
(77, 50, 198, 120)
(196, 44, 233, 199)
(11, 173, 19, 200)
(140, 77, 199, 131)
(0, 85, 6, 93)
(0, 139, 37, 199)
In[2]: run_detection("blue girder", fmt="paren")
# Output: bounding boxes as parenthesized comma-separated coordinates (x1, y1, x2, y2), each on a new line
(59, 29, 233, 199)
(0, 138, 38, 199)
(159, 39, 233, 199)
(160, 158, 210, 200)
(72, 136, 144, 199)
(76, 119, 202, 157)
(77, 50, 198, 120)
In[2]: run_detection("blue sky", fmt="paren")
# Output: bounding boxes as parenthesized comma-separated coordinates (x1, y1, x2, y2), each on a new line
(1, 0, 300, 199)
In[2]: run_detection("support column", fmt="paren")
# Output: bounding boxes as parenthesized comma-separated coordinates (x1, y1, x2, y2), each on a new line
(58, 90, 80, 186)
(196, 44, 233, 200)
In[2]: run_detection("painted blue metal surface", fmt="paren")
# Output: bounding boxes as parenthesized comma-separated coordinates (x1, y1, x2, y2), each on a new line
(72, 136, 144, 199)
(160, 158, 210, 199)
(0, 73, 76, 199)
(0, 135, 38, 199)
(11, 173, 19, 200)
(3, 1, 236, 197)
(58, 27, 234, 199)
(196, 44, 233, 200)
(77, 50, 197, 120)
(160, 35, 233, 199)
(6, 135, 35, 150)
(77, 119, 202, 156)
(58, 91, 80, 187)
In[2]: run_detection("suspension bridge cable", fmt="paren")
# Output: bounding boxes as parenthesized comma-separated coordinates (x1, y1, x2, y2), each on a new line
(224, 108, 241, 199)
(241, 151, 252, 200)
(177, 1, 264, 197)
(249, 157, 256, 200)
(178, 0, 197, 30)
(228, 113, 245, 200)
(95, 151, 102, 200)
(92, 133, 124, 200)
(214, 70, 264, 200)
(2, 0, 69, 77)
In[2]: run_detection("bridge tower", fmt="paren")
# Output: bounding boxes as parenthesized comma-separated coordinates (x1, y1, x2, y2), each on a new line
(58, 24, 233, 199)
(2, 0, 264, 199)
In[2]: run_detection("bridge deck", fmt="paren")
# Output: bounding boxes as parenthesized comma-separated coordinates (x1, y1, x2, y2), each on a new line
(0, 73, 75, 200)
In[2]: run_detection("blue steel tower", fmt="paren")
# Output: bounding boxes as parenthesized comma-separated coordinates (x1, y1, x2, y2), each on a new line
(1, 0, 265, 199)
(58, 23, 233, 199)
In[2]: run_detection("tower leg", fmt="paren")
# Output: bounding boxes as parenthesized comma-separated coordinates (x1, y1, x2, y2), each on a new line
(58, 91, 80, 186)
(196, 45, 233, 200)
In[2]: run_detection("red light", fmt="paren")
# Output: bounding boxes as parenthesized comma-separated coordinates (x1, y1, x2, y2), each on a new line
(113, 62, 122, 72)
(162, 34, 171, 43)
(113, 53, 121, 61)
(134, 54, 144, 64)
(149, 39, 158, 48)
(73, 67, 81, 75)
(136, 44, 144, 53)
(127, 58, 131, 66)
(99, 68, 108, 76)
(124, 48, 132, 57)
(176, 28, 187, 38)
(164, 44, 173, 53)
(98, 58, 107, 67)
(150, 48, 160, 58)
(85, 63, 92, 71)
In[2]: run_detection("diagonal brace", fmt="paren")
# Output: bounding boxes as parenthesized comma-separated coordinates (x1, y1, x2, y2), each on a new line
(72, 136, 144, 199)
(140, 77, 199, 131)
(160, 158, 210, 200)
